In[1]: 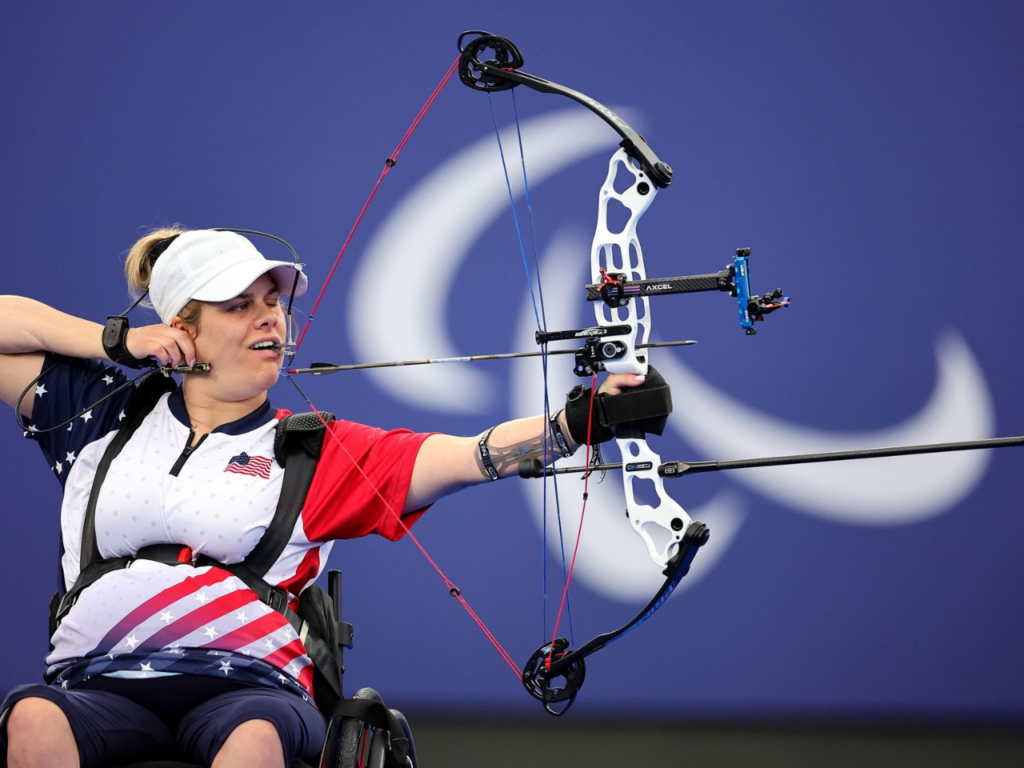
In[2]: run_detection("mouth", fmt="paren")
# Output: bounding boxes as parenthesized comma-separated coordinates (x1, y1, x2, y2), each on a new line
(249, 340, 284, 356)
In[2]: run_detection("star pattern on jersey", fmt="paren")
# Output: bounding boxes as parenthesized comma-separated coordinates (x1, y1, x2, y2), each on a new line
(34, 364, 354, 699)
(35, 383, 47, 397)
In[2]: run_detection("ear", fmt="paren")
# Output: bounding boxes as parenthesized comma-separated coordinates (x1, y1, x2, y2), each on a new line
(171, 317, 198, 340)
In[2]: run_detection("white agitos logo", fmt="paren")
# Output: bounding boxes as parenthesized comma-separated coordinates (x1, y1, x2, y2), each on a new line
(349, 110, 995, 603)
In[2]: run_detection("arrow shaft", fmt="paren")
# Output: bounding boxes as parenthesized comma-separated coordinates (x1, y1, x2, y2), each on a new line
(284, 340, 696, 375)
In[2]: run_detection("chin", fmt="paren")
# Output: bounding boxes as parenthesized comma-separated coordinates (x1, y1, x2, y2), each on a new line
(253, 364, 282, 391)
(264, 368, 282, 389)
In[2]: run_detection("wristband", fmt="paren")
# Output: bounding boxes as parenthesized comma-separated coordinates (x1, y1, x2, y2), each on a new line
(478, 426, 500, 481)
(102, 316, 150, 369)
(549, 410, 576, 458)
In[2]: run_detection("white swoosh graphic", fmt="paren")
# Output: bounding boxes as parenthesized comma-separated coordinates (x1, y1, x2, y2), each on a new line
(657, 334, 995, 523)
(349, 109, 627, 414)
(512, 229, 748, 603)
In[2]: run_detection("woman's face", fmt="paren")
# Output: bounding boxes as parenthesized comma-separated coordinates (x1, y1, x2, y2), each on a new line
(183, 273, 287, 399)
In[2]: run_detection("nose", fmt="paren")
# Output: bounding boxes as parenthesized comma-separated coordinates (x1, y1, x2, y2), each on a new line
(255, 302, 280, 330)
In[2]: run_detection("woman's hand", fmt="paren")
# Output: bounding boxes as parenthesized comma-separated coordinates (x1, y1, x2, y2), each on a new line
(598, 372, 646, 396)
(125, 324, 197, 368)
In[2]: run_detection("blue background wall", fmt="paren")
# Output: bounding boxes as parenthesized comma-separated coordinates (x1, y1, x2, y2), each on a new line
(1, 1, 1022, 723)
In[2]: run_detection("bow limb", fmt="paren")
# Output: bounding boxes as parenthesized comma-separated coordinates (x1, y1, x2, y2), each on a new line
(457, 31, 673, 188)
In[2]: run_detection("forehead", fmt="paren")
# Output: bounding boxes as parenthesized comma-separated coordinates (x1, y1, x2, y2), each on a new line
(233, 273, 280, 300)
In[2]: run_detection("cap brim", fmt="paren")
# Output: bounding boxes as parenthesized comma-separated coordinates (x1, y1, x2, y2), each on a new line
(189, 260, 308, 303)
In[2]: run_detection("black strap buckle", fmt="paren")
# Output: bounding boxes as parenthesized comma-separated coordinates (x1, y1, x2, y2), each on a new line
(267, 587, 291, 614)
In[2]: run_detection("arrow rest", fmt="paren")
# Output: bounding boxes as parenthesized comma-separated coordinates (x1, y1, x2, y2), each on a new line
(521, 638, 587, 716)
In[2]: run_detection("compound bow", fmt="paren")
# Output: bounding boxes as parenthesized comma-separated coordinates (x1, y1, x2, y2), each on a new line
(454, 31, 790, 713)
(290, 31, 791, 716)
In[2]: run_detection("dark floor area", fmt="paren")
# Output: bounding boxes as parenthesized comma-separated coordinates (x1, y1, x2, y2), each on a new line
(407, 716, 1024, 768)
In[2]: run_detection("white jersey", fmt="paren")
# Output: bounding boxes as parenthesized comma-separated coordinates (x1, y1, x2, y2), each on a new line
(26, 354, 431, 698)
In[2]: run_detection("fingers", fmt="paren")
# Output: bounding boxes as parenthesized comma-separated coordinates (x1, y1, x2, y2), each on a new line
(126, 325, 197, 367)
(172, 328, 197, 367)
(598, 372, 646, 396)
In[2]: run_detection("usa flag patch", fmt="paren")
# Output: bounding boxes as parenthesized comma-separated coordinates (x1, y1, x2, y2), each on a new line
(224, 452, 273, 479)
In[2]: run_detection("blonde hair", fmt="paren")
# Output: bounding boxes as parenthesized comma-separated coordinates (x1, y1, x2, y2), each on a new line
(124, 226, 202, 329)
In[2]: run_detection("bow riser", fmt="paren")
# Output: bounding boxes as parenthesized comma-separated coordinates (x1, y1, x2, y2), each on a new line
(619, 433, 694, 569)
(591, 148, 658, 376)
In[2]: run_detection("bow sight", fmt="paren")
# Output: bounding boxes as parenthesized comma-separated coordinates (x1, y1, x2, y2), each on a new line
(549, 248, 790, 377)
(586, 247, 791, 339)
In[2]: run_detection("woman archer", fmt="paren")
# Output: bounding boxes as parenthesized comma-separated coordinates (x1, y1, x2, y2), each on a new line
(0, 228, 648, 768)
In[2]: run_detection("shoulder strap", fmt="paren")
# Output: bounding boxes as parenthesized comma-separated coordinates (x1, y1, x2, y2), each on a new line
(78, 373, 176, 574)
(57, 405, 344, 699)
(240, 410, 335, 578)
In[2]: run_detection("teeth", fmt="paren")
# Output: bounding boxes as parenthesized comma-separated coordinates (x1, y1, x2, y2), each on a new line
(250, 341, 276, 350)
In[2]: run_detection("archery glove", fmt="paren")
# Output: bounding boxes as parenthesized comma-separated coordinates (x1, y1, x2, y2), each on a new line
(564, 365, 673, 446)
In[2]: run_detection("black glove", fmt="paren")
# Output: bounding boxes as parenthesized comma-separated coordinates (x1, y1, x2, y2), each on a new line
(563, 365, 673, 445)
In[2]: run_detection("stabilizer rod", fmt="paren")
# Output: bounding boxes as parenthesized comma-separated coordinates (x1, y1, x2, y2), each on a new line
(518, 435, 1024, 479)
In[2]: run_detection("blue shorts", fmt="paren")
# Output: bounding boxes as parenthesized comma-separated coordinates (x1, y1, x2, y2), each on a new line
(0, 675, 325, 767)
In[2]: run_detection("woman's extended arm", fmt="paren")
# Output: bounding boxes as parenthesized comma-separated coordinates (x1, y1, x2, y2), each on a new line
(0, 296, 195, 419)
(404, 373, 646, 512)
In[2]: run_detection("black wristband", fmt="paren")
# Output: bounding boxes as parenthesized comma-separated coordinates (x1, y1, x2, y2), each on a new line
(478, 426, 500, 481)
(102, 316, 149, 369)
(549, 410, 576, 458)
(564, 385, 615, 446)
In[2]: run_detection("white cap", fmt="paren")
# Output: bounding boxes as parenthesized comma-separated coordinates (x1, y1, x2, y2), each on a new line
(149, 230, 308, 324)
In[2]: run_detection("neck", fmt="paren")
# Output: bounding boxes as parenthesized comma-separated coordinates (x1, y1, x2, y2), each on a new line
(181, 378, 268, 433)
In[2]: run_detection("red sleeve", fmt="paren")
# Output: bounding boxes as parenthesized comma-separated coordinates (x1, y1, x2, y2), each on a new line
(301, 420, 436, 542)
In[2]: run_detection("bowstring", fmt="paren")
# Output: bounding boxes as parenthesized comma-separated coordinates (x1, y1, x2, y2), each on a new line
(511, 88, 575, 647)
(292, 57, 461, 356)
(289, 378, 522, 679)
(284, 57, 523, 681)
(486, 91, 574, 648)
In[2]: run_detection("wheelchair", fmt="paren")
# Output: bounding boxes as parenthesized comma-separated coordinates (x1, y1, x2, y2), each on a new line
(112, 570, 417, 768)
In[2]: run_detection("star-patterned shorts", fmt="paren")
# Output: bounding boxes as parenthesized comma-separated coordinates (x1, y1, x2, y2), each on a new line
(0, 674, 325, 767)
